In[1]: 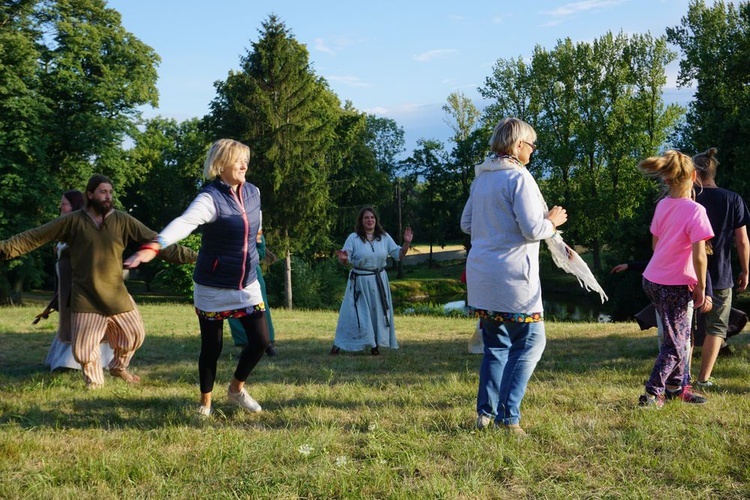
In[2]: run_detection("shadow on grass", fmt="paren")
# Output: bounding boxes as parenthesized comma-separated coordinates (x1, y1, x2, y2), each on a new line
(1, 329, 748, 430)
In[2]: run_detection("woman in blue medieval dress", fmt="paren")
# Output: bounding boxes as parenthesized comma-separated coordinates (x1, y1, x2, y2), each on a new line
(331, 207, 413, 355)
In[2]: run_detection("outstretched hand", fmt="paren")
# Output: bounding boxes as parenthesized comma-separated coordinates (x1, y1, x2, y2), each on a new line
(123, 249, 157, 269)
(610, 263, 629, 274)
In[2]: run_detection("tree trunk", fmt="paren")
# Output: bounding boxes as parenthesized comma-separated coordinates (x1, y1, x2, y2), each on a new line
(592, 239, 602, 274)
(284, 249, 293, 310)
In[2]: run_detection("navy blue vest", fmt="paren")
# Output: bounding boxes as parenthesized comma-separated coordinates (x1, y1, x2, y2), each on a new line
(193, 180, 261, 289)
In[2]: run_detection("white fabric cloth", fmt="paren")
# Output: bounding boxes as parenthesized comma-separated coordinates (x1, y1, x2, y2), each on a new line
(159, 190, 263, 312)
(45, 337, 115, 371)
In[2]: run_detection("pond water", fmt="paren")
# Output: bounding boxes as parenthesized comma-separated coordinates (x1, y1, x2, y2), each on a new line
(433, 292, 611, 322)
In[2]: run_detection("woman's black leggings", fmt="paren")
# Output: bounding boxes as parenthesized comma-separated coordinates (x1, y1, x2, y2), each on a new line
(198, 311, 270, 394)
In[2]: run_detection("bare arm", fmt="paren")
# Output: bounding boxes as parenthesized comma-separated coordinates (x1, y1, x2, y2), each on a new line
(691, 240, 707, 308)
(735, 225, 749, 290)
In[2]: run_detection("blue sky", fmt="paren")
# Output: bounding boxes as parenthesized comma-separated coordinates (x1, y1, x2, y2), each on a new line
(107, 0, 706, 153)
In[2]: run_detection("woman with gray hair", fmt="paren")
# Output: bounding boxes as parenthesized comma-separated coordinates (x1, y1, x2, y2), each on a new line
(461, 117, 567, 435)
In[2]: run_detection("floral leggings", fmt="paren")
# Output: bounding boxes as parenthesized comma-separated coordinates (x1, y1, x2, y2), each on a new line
(642, 278, 692, 396)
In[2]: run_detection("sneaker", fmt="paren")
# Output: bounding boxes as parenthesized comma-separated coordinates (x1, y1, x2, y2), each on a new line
(227, 386, 262, 413)
(695, 378, 715, 389)
(665, 386, 708, 404)
(476, 414, 492, 430)
(265, 345, 278, 357)
(197, 405, 212, 417)
(638, 393, 665, 408)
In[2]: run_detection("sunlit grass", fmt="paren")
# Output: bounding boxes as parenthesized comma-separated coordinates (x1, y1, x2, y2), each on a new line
(1, 304, 748, 498)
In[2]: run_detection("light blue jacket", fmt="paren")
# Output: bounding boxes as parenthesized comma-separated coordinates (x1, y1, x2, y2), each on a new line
(460, 156, 556, 314)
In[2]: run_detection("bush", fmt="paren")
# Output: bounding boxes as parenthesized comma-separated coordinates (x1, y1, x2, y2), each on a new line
(153, 234, 201, 298)
(265, 255, 348, 310)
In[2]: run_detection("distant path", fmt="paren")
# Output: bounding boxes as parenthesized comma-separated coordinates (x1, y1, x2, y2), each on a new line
(403, 245, 466, 266)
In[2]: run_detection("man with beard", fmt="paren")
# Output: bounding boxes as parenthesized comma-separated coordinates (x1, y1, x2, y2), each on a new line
(0, 174, 196, 388)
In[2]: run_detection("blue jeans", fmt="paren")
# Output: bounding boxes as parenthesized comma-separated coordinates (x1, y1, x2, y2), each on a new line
(476, 319, 546, 425)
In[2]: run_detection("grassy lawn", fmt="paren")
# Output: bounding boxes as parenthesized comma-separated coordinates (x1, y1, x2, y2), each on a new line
(1, 303, 749, 498)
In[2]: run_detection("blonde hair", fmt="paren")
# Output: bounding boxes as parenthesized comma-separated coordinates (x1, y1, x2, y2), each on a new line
(203, 139, 250, 179)
(638, 150, 695, 194)
(488, 117, 537, 156)
(693, 147, 719, 181)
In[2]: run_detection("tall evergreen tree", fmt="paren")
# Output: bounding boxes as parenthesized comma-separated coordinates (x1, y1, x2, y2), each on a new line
(205, 15, 340, 309)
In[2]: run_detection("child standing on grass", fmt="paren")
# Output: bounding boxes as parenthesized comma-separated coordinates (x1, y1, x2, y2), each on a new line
(638, 150, 714, 407)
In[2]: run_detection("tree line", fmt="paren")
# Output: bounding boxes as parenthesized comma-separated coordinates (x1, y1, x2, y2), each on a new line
(1, 0, 747, 317)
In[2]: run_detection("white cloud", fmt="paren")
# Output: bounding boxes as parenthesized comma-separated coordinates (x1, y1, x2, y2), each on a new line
(326, 75, 372, 88)
(313, 38, 335, 56)
(413, 49, 459, 62)
(544, 0, 625, 22)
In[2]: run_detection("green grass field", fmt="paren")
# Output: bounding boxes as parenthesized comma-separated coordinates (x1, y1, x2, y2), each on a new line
(1, 303, 749, 498)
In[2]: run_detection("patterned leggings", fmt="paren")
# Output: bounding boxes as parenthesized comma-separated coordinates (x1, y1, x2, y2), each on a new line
(642, 278, 691, 396)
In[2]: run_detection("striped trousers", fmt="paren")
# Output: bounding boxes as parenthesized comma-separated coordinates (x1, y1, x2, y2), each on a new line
(70, 297, 146, 386)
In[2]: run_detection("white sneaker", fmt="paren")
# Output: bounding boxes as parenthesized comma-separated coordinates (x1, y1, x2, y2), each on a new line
(476, 414, 492, 430)
(227, 386, 262, 413)
(197, 405, 212, 417)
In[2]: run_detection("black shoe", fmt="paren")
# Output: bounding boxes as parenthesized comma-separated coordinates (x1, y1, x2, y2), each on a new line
(371, 347, 380, 356)
(718, 345, 735, 357)
(265, 345, 277, 357)
(330, 345, 340, 355)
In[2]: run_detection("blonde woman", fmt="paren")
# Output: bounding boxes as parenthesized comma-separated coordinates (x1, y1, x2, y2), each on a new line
(125, 139, 269, 417)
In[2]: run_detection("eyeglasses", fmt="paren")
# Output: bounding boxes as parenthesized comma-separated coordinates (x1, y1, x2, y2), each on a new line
(522, 141, 537, 152)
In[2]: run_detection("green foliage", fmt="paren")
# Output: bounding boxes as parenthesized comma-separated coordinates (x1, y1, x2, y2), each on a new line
(206, 15, 340, 258)
(122, 117, 209, 230)
(264, 256, 347, 310)
(152, 233, 201, 298)
(478, 31, 683, 274)
(667, 0, 750, 201)
(328, 106, 393, 244)
(0, 0, 159, 303)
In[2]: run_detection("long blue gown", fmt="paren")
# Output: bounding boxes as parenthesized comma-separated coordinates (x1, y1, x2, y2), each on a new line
(333, 232, 402, 351)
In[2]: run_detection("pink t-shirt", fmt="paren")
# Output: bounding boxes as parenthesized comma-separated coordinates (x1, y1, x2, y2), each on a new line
(643, 197, 714, 286)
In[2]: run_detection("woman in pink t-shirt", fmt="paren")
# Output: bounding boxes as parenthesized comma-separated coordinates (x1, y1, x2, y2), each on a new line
(637, 150, 714, 407)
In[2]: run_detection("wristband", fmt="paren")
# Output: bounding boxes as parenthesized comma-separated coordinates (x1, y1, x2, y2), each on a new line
(139, 245, 159, 254)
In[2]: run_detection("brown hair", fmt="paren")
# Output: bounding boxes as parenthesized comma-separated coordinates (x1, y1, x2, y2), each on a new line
(63, 190, 84, 211)
(85, 174, 113, 207)
(354, 206, 385, 242)
(693, 147, 719, 181)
